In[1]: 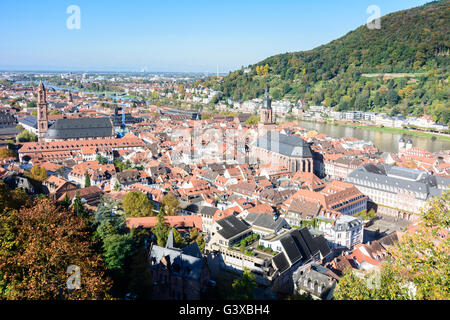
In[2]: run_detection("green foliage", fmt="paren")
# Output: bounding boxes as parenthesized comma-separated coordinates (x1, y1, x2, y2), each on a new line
(245, 115, 260, 125)
(122, 191, 154, 217)
(171, 227, 186, 248)
(231, 268, 257, 300)
(114, 159, 132, 172)
(160, 193, 180, 216)
(93, 198, 151, 299)
(96, 155, 108, 165)
(84, 170, 91, 187)
(355, 208, 376, 220)
(205, 1, 450, 124)
(152, 212, 170, 247)
(102, 233, 135, 273)
(334, 189, 450, 300)
(17, 130, 37, 142)
(72, 191, 87, 219)
(28, 165, 48, 182)
(189, 227, 205, 252)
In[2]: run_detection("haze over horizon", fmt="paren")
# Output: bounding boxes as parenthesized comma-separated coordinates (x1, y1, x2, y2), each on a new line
(0, 0, 433, 73)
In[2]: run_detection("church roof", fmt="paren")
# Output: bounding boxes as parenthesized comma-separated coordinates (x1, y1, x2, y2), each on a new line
(45, 117, 113, 140)
(255, 131, 313, 158)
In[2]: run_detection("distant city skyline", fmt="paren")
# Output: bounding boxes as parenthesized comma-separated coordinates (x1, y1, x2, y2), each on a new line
(0, 0, 432, 73)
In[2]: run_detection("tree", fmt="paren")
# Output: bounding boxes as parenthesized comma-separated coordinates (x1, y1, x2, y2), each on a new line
(96, 155, 108, 165)
(72, 191, 87, 219)
(102, 233, 135, 274)
(231, 268, 257, 300)
(160, 193, 180, 216)
(0, 198, 112, 299)
(0, 181, 29, 214)
(122, 191, 154, 217)
(189, 227, 205, 252)
(84, 171, 91, 187)
(0, 148, 15, 159)
(93, 197, 151, 298)
(127, 245, 152, 299)
(61, 193, 71, 210)
(245, 115, 260, 125)
(334, 189, 450, 300)
(28, 165, 48, 182)
(16, 130, 37, 143)
(171, 228, 186, 248)
(152, 212, 170, 247)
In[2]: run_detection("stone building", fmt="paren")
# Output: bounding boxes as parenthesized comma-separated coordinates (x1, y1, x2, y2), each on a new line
(252, 131, 314, 173)
(149, 230, 211, 300)
(37, 82, 48, 142)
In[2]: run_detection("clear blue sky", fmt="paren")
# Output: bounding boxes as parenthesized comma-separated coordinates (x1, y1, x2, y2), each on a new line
(0, 0, 432, 73)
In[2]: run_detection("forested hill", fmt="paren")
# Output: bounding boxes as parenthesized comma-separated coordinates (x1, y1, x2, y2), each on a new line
(204, 0, 450, 124)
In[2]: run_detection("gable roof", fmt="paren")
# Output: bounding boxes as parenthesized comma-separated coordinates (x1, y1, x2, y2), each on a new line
(216, 215, 250, 239)
(255, 131, 312, 158)
(45, 117, 114, 140)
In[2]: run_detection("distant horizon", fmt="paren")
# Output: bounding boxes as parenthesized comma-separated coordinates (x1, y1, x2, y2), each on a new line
(0, 69, 221, 75)
(1, 0, 433, 73)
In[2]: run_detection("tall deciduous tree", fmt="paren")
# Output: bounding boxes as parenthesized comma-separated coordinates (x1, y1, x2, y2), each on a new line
(334, 189, 450, 300)
(161, 193, 180, 216)
(0, 198, 112, 299)
(28, 165, 48, 182)
(122, 191, 154, 217)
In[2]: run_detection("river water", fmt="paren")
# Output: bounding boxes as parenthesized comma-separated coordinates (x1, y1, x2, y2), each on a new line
(295, 120, 450, 153)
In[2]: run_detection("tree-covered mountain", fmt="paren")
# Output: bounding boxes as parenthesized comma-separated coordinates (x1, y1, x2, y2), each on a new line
(203, 0, 450, 124)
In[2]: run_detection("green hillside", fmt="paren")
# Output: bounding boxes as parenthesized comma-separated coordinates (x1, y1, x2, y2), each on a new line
(203, 0, 450, 124)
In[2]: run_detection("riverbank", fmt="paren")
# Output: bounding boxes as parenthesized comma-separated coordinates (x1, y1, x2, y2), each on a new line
(293, 118, 450, 142)
(335, 123, 450, 142)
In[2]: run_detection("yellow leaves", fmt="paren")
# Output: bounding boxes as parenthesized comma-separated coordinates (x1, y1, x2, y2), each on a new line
(255, 64, 270, 76)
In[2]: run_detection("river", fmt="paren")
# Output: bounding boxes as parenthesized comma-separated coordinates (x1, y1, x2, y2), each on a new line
(295, 120, 450, 153)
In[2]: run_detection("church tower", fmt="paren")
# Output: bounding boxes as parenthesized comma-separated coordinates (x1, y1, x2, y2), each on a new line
(67, 90, 73, 105)
(37, 82, 48, 142)
(260, 86, 273, 124)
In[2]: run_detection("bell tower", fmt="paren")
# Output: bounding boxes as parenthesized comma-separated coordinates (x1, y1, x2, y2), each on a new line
(260, 86, 273, 124)
(37, 82, 48, 141)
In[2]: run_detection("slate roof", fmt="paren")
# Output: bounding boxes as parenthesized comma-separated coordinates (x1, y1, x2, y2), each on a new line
(346, 164, 450, 200)
(150, 246, 204, 281)
(275, 228, 331, 270)
(332, 215, 364, 232)
(255, 131, 312, 158)
(199, 206, 219, 217)
(216, 215, 251, 239)
(244, 212, 288, 232)
(280, 234, 303, 265)
(45, 117, 114, 140)
(272, 252, 290, 273)
(19, 115, 37, 129)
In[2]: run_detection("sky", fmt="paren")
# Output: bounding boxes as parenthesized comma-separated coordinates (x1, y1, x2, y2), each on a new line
(0, 0, 433, 73)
